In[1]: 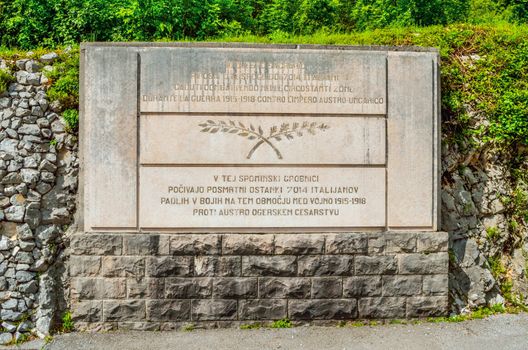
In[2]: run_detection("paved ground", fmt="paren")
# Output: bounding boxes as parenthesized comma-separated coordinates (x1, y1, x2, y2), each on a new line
(4, 313, 528, 350)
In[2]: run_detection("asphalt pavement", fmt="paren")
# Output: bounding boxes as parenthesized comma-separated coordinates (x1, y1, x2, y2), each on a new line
(3, 313, 527, 350)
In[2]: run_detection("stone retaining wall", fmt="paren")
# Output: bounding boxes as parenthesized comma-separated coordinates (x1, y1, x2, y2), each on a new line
(0, 53, 77, 343)
(69, 232, 448, 329)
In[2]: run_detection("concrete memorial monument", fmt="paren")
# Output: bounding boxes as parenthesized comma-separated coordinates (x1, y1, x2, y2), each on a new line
(71, 43, 448, 327)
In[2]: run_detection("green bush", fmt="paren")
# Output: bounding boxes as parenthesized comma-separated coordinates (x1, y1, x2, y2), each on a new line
(46, 49, 79, 111)
(61, 311, 74, 332)
(62, 109, 79, 131)
(0, 68, 15, 93)
(0, 0, 526, 48)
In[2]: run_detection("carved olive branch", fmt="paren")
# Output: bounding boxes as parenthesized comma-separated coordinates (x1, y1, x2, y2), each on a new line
(198, 120, 330, 160)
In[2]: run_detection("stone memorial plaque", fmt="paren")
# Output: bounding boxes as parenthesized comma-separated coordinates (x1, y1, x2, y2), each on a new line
(75, 44, 448, 325)
(81, 44, 440, 231)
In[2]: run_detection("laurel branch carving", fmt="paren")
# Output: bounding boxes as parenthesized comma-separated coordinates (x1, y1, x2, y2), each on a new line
(198, 120, 330, 159)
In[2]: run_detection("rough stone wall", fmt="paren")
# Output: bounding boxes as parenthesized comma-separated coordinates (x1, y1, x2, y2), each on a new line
(0, 53, 78, 343)
(69, 232, 448, 329)
(442, 141, 528, 311)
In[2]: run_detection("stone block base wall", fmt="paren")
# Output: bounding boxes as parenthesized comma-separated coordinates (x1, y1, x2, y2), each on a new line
(68, 232, 449, 329)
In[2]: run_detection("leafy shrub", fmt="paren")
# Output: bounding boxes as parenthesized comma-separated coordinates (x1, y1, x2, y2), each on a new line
(62, 109, 79, 131)
(0, 0, 525, 47)
(0, 69, 15, 93)
(61, 311, 74, 332)
(46, 50, 79, 111)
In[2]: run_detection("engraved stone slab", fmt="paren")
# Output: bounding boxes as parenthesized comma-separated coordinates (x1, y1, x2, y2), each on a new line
(140, 115, 386, 165)
(139, 167, 386, 228)
(140, 48, 386, 115)
(80, 43, 440, 232)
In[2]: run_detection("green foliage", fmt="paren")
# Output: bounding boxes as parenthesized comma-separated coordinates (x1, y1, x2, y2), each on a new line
(240, 322, 262, 329)
(61, 311, 74, 332)
(488, 255, 507, 280)
(62, 109, 79, 131)
(486, 226, 501, 241)
(0, 0, 526, 48)
(46, 49, 79, 113)
(270, 318, 292, 328)
(44, 335, 54, 344)
(182, 323, 195, 331)
(0, 68, 14, 93)
(426, 304, 507, 323)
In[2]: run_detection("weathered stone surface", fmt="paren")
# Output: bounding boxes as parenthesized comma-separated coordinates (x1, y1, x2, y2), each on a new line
(382, 276, 422, 296)
(71, 301, 102, 322)
(312, 277, 342, 298)
(387, 52, 438, 229)
(16, 223, 33, 240)
(326, 233, 368, 254)
(117, 322, 160, 331)
(399, 253, 448, 274)
(192, 300, 237, 321)
(165, 278, 212, 298)
(103, 300, 146, 321)
(358, 297, 406, 318)
(213, 278, 257, 298)
(343, 276, 382, 297)
(259, 277, 311, 298)
(69, 256, 101, 277)
(368, 232, 416, 254)
(18, 124, 40, 136)
(423, 275, 449, 296)
(274, 234, 324, 255)
(239, 300, 287, 320)
(123, 235, 160, 255)
(83, 47, 138, 230)
(298, 256, 354, 276)
(194, 256, 241, 277)
(70, 234, 122, 255)
(222, 234, 274, 255)
(102, 256, 145, 278)
(241, 256, 296, 276)
(147, 257, 192, 277)
(289, 299, 357, 320)
(40, 53, 59, 64)
(0, 333, 12, 345)
(127, 279, 165, 299)
(406, 296, 448, 317)
(71, 278, 126, 300)
(355, 256, 397, 275)
(170, 234, 220, 255)
(146, 300, 190, 321)
(416, 232, 448, 253)
(4, 205, 24, 222)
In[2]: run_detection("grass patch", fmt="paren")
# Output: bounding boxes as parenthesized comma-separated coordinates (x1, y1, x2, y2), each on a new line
(269, 318, 292, 329)
(46, 48, 79, 114)
(486, 226, 501, 242)
(44, 335, 53, 344)
(182, 323, 195, 332)
(62, 109, 79, 132)
(426, 304, 508, 323)
(61, 311, 74, 333)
